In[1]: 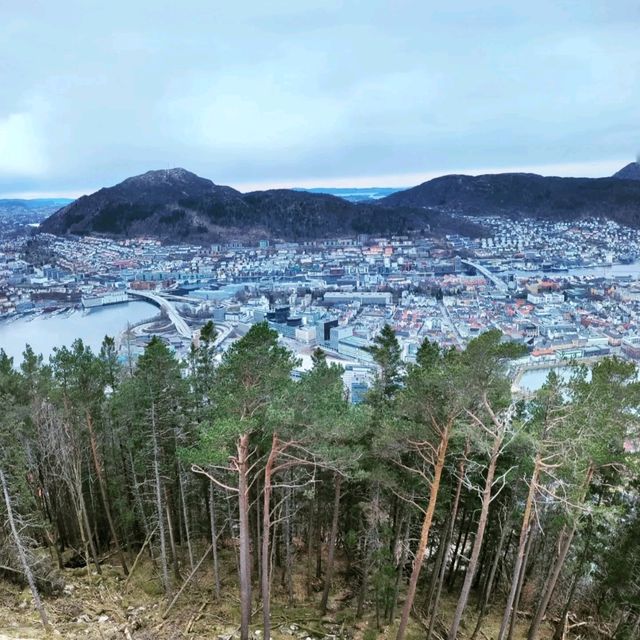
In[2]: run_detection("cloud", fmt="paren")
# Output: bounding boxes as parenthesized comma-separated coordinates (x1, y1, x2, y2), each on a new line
(0, 0, 639, 196)
(0, 112, 47, 177)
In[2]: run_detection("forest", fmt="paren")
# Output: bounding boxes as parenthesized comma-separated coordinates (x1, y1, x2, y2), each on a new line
(0, 321, 639, 639)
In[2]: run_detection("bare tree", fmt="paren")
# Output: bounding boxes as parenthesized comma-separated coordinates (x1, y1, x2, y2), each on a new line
(0, 468, 51, 631)
(448, 398, 515, 639)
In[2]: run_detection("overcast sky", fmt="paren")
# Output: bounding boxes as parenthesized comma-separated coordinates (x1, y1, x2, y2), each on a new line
(1, 1, 639, 197)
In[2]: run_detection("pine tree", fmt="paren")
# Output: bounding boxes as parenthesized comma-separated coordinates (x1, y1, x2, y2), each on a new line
(190, 323, 297, 640)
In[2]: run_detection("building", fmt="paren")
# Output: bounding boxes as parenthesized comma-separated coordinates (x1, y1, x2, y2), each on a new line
(330, 325, 353, 350)
(323, 291, 392, 305)
(317, 318, 339, 343)
(295, 326, 317, 344)
(336, 336, 374, 362)
(621, 337, 640, 360)
(266, 305, 290, 323)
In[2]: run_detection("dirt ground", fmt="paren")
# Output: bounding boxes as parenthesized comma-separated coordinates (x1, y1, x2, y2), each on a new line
(0, 556, 553, 640)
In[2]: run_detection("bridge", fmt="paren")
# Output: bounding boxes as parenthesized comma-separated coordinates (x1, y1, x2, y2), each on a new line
(461, 259, 508, 291)
(127, 290, 192, 340)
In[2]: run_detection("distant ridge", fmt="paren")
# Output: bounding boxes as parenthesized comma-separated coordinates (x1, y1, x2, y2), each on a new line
(0, 198, 74, 209)
(380, 168, 640, 228)
(296, 187, 401, 202)
(40, 162, 640, 242)
(612, 162, 640, 181)
(40, 168, 482, 242)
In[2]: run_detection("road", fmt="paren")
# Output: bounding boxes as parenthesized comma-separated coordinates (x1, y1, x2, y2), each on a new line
(461, 259, 508, 291)
(126, 290, 192, 339)
(440, 301, 464, 348)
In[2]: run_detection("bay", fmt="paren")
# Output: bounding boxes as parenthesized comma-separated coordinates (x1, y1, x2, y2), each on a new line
(0, 301, 157, 364)
(509, 261, 640, 279)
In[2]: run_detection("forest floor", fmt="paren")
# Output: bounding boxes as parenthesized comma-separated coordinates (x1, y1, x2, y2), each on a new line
(0, 551, 555, 640)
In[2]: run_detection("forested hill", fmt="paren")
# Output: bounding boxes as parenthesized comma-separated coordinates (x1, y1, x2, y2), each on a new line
(40, 164, 640, 242)
(381, 170, 640, 227)
(613, 161, 640, 181)
(1, 324, 639, 639)
(40, 168, 484, 242)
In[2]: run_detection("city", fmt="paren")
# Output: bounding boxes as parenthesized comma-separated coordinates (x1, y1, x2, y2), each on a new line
(1, 209, 639, 399)
(2, 3, 640, 637)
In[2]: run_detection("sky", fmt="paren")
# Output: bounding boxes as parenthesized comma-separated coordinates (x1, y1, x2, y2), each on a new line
(1, 0, 639, 198)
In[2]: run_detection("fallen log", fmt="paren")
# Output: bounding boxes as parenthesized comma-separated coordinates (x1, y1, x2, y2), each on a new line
(162, 544, 212, 619)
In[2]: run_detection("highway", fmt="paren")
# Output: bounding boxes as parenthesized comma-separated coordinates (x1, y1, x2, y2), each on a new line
(461, 259, 508, 291)
(126, 290, 192, 339)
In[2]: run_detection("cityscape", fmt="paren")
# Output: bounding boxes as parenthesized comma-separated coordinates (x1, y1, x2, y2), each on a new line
(1, 206, 639, 399)
(2, 2, 640, 639)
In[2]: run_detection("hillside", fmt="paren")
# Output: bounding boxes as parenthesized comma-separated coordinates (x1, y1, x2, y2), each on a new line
(613, 161, 640, 181)
(381, 170, 640, 226)
(40, 168, 483, 242)
(41, 164, 640, 241)
(41, 169, 245, 241)
(1, 326, 637, 640)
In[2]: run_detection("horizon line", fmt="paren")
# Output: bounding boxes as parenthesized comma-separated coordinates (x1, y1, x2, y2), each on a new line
(0, 157, 630, 200)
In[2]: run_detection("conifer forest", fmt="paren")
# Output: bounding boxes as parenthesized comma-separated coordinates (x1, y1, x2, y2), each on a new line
(0, 321, 639, 639)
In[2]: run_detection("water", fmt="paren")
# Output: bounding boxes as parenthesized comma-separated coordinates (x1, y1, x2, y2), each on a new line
(196, 283, 247, 301)
(0, 301, 157, 365)
(518, 367, 572, 392)
(518, 364, 639, 392)
(509, 262, 640, 279)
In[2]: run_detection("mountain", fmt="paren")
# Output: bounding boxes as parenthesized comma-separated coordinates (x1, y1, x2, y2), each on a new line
(612, 162, 640, 181)
(41, 168, 483, 242)
(41, 169, 243, 238)
(46, 165, 640, 242)
(381, 172, 640, 227)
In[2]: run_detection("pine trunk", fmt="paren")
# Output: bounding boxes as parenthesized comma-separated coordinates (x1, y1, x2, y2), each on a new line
(497, 454, 540, 640)
(507, 519, 537, 640)
(209, 483, 221, 598)
(528, 465, 594, 640)
(396, 422, 451, 640)
(449, 510, 473, 591)
(164, 488, 180, 582)
(237, 434, 252, 640)
(306, 494, 315, 599)
(152, 406, 171, 596)
(426, 456, 466, 640)
(389, 518, 411, 624)
(447, 507, 468, 589)
(357, 483, 380, 619)
(261, 434, 279, 640)
(179, 471, 194, 570)
(79, 488, 101, 575)
(448, 419, 504, 639)
(320, 474, 342, 615)
(283, 485, 294, 603)
(471, 509, 511, 640)
(85, 411, 129, 575)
